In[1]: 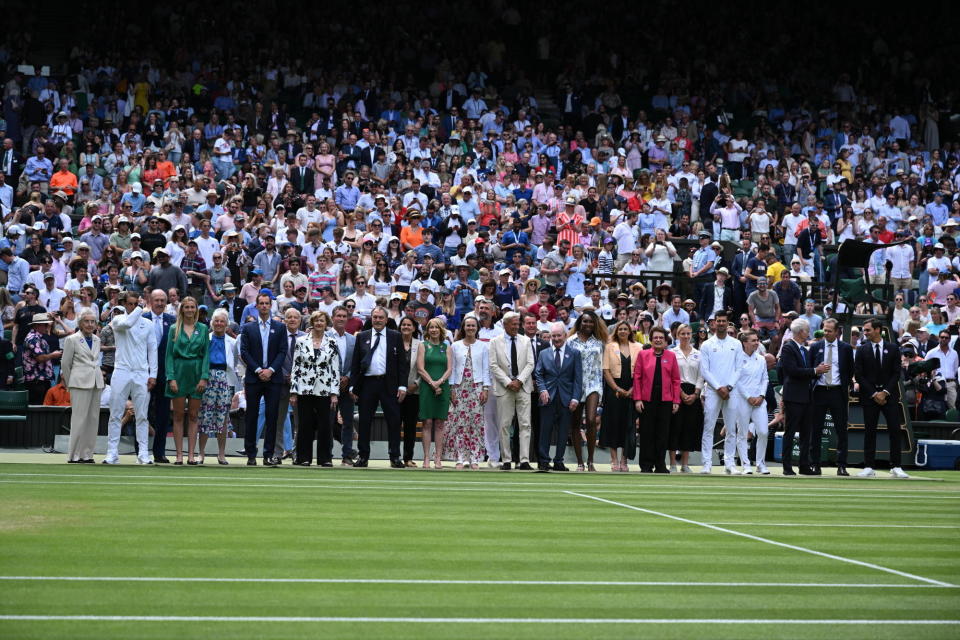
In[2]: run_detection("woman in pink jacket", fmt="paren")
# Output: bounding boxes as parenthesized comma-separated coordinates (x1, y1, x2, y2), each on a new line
(633, 326, 681, 473)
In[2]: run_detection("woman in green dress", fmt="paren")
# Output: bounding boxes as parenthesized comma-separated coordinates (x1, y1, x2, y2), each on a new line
(416, 317, 452, 469)
(165, 296, 210, 465)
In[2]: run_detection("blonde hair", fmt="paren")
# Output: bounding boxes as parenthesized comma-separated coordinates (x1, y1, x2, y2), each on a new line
(425, 317, 447, 342)
(172, 296, 199, 341)
(309, 310, 331, 330)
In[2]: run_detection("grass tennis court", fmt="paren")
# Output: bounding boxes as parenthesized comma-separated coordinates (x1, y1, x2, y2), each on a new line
(1, 463, 958, 639)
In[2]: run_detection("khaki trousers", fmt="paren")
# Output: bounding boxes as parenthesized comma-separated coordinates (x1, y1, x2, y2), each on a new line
(497, 388, 532, 463)
(67, 387, 102, 462)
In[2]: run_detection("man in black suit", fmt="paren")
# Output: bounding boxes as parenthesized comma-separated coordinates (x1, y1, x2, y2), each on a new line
(239, 293, 288, 466)
(779, 317, 831, 475)
(290, 154, 314, 195)
(1, 138, 23, 181)
(854, 317, 909, 478)
(809, 318, 854, 475)
(349, 306, 408, 468)
(143, 289, 175, 463)
(698, 267, 732, 321)
(521, 312, 549, 464)
(218, 283, 244, 325)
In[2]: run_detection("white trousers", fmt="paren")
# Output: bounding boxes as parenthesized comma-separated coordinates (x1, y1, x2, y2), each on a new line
(496, 389, 532, 463)
(702, 388, 737, 469)
(483, 393, 500, 463)
(105, 369, 152, 462)
(730, 396, 768, 468)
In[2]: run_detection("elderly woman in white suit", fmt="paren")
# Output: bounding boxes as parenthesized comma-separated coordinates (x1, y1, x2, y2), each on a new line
(61, 310, 104, 463)
(290, 310, 341, 466)
(198, 309, 239, 464)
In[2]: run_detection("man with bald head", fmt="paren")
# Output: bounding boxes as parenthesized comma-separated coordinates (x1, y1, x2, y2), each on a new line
(533, 322, 582, 471)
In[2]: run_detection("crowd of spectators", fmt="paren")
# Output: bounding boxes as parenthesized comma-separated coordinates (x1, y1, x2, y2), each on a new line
(0, 4, 957, 453)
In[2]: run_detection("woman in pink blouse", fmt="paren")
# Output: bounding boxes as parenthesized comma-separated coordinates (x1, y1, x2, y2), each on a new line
(632, 326, 680, 473)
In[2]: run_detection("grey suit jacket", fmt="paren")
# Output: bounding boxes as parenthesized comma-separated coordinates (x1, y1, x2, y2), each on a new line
(534, 343, 583, 406)
(61, 332, 104, 390)
(329, 329, 356, 379)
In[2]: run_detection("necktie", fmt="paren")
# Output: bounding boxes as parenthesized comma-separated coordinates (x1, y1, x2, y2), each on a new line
(154, 316, 163, 343)
(286, 333, 297, 375)
(362, 332, 382, 372)
(554, 347, 561, 370)
(875, 344, 882, 364)
(510, 337, 518, 378)
(800, 345, 807, 366)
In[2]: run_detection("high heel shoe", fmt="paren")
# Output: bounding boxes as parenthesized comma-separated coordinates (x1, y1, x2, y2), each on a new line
(587, 463, 596, 472)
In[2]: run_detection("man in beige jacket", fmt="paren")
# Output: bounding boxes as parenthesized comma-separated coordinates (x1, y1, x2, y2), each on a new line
(61, 310, 104, 463)
(489, 312, 535, 470)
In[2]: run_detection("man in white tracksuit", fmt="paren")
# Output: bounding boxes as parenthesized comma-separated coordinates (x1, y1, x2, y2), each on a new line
(698, 310, 741, 473)
(731, 330, 769, 475)
(103, 291, 158, 465)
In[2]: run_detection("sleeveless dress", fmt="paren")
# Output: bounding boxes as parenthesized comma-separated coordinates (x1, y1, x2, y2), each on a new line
(445, 344, 486, 463)
(599, 351, 637, 457)
(418, 341, 451, 419)
(568, 335, 603, 400)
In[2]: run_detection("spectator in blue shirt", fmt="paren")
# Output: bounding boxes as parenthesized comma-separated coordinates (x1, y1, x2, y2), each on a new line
(414, 228, 444, 264)
(450, 264, 478, 315)
(500, 219, 530, 262)
(120, 183, 147, 212)
(334, 174, 360, 212)
(24, 148, 53, 187)
(0, 247, 30, 300)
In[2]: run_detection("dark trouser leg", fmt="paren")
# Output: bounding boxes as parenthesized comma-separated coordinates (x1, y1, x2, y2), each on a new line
(538, 397, 555, 463)
(862, 402, 880, 467)
(356, 380, 382, 460)
(652, 401, 672, 472)
(638, 403, 655, 470)
(244, 381, 266, 459)
(336, 394, 355, 458)
(295, 399, 317, 465)
(314, 396, 333, 463)
(260, 383, 281, 460)
(401, 394, 419, 462)
(782, 400, 812, 470)
(551, 397, 571, 464)
(878, 401, 903, 467)
(811, 387, 847, 466)
(382, 388, 402, 460)
(150, 380, 170, 458)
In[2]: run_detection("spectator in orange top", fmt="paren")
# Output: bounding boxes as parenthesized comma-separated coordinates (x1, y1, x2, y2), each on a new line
(49, 158, 78, 196)
(400, 211, 424, 250)
(156, 150, 177, 182)
(43, 374, 72, 406)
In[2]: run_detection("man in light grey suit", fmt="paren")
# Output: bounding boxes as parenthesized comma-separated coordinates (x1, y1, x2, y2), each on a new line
(534, 322, 583, 471)
(490, 311, 535, 470)
(330, 305, 357, 465)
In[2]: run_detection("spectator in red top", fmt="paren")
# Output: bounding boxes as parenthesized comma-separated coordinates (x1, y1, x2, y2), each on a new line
(527, 287, 557, 322)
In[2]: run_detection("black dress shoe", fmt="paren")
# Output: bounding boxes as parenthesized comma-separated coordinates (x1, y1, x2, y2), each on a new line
(517, 462, 532, 470)
(155, 456, 170, 464)
(837, 465, 849, 476)
(799, 466, 816, 476)
(536, 463, 550, 472)
(501, 462, 512, 471)
(67, 459, 79, 463)
(295, 461, 311, 467)
(271, 456, 283, 465)
(237, 449, 247, 457)
(782, 467, 797, 476)
(390, 458, 405, 469)
(553, 463, 569, 472)
(812, 466, 822, 475)
(354, 457, 369, 468)
(187, 461, 199, 466)
(263, 458, 277, 467)
(319, 461, 333, 468)
(246, 458, 257, 466)
(173, 461, 183, 465)
(654, 467, 670, 474)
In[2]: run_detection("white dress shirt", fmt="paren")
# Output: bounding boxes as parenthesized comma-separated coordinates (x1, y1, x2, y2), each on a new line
(926, 346, 959, 381)
(258, 319, 272, 370)
(367, 329, 387, 376)
(817, 340, 841, 386)
(699, 335, 742, 392)
(111, 306, 158, 378)
(734, 349, 767, 400)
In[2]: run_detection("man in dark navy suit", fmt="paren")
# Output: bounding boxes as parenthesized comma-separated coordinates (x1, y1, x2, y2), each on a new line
(534, 322, 583, 471)
(779, 317, 831, 476)
(349, 306, 408, 468)
(809, 318, 855, 475)
(143, 289, 175, 463)
(854, 317, 909, 478)
(239, 293, 288, 466)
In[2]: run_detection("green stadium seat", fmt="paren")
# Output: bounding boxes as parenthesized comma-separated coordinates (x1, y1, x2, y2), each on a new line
(946, 408, 959, 422)
(0, 390, 28, 447)
(13, 366, 24, 389)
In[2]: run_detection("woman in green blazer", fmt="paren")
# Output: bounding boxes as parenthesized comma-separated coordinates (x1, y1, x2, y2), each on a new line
(165, 296, 210, 465)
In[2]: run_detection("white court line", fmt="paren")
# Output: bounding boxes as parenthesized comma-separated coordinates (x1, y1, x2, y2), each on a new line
(564, 491, 955, 588)
(1, 576, 953, 589)
(0, 615, 957, 625)
(2, 478, 957, 501)
(0, 471, 951, 494)
(707, 522, 958, 530)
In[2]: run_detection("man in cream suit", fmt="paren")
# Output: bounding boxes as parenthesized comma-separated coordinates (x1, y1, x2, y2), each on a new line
(490, 312, 534, 470)
(104, 292, 158, 465)
(61, 310, 104, 463)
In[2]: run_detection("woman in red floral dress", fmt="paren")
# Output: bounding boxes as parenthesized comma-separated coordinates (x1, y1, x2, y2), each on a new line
(445, 316, 491, 469)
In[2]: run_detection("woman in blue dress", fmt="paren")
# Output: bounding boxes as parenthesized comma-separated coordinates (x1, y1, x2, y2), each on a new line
(563, 244, 591, 298)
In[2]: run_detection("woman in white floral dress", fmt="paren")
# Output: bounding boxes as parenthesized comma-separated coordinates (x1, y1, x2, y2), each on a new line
(566, 310, 608, 471)
(445, 316, 490, 469)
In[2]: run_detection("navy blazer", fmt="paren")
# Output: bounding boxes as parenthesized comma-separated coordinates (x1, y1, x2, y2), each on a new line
(142, 311, 175, 378)
(854, 340, 902, 403)
(779, 339, 819, 404)
(809, 339, 854, 397)
(534, 343, 583, 406)
(239, 318, 288, 385)
(699, 283, 732, 321)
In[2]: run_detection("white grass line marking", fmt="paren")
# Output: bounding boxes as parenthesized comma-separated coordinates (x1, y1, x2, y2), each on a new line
(0, 615, 958, 625)
(1, 576, 954, 589)
(706, 522, 958, 530)
(564, 491, 956, 588)
(2, 478, 957, 501)
(0, 471, 952, 494)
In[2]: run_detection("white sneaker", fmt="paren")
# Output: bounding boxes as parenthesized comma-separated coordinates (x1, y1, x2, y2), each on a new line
(487, 461, 500, 469)
(857, 467, 876, 478)
(137, 458, 153, 465)
(743, 466, 753, 475)
(890, 467, 910, 479)
(699, 466, 712, 474)
(101, 458, 119, 465)
(680, 465, 692, 473)
(757, 465, 770, 475)
(669, 464, 677, 473)
(724, 466, 740, 475)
